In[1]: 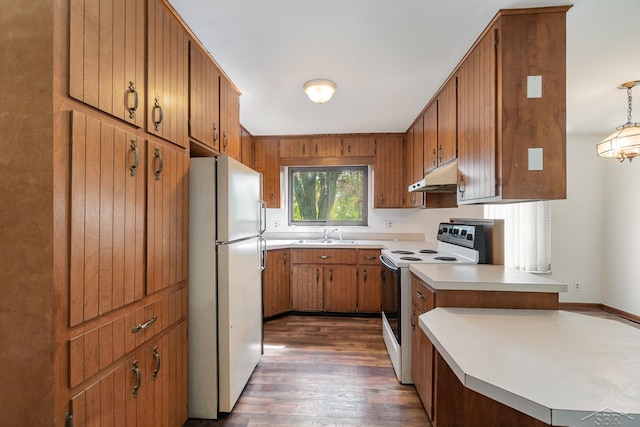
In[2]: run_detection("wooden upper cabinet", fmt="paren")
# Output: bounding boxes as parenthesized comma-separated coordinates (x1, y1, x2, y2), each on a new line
(457, 7, 569, 204)
(279, 138, 309, 158)
(255, 138, 280, 208)
(146, 139, 189, 295)
(69, 0, 146, 127)
(437, 77, 457, 166)
(147, 0, 189, 148)
(310, 137, 342, 157)
(189, 41, 221, 151)
(70, 111, 146, 326)
(240, 126, 255, 169)
(423, 102, 438, 174)
(373, 136, 404, 208)
(220, 76, 241, 160)
(404, 118, 425, 207)
(343, 137, 376, 157)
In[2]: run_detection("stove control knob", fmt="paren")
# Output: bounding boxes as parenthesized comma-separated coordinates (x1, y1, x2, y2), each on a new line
(467, 234, 474, 241)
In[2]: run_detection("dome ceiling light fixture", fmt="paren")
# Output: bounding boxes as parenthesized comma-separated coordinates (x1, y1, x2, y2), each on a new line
(597, 80, 640, 162)
(303, 79, 337, 104)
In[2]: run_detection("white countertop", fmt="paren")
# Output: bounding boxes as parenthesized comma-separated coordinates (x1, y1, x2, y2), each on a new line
(265, 238, 436, 251)
(410, 264, 567, 293)
(419, 308, 640, 425)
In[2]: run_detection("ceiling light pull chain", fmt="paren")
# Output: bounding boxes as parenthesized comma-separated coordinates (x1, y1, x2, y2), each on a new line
(627, 86, 633, 124)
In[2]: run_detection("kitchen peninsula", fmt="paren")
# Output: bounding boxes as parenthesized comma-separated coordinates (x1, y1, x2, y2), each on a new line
(419, 308, 640, 426)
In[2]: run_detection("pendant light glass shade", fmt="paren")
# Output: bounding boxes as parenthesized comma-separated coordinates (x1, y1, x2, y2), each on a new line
(303, 79, 337, 104)
(597, 80, 640, 162)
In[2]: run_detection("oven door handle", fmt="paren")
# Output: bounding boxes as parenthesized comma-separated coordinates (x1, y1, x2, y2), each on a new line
(379, 255, 399, 272)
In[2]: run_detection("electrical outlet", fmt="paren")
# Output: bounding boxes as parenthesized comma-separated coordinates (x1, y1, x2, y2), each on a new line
(574, 282, 581, 292)
(274, 220, 281, 228)
(384, 220, 392, 229)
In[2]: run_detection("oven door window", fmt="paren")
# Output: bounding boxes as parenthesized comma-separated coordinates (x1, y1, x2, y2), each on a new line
(381, 258, 400, 345)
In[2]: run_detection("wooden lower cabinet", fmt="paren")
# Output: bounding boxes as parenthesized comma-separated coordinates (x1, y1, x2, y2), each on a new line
(70, 320, 187, 427)
(356, 249, 382, 313)
(323, 265, 358, 312)
(411, 280, 435, 419)
(263, 249, 291, 318)
(292, 265, 324, 311)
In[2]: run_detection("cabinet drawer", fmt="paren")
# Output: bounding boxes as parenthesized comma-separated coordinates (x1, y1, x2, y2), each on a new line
(69, 286, 187, 388)
(412, 276, 434, 313)
(358, 249, 380, 265)
(291, 249, 357, 265)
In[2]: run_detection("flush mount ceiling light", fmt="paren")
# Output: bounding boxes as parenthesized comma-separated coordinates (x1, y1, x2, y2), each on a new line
(597, 80, 640, 162)
(303, 79, 337, 104)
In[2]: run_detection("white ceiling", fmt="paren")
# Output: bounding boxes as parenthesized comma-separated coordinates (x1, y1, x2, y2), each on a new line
(168, 0, 640, 138)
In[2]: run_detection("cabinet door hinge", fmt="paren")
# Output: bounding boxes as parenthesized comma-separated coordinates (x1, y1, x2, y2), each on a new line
(66, 413, 73, 427)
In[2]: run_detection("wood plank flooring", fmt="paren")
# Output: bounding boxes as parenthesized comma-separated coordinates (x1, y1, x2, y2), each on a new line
(184, 315, 431, 426)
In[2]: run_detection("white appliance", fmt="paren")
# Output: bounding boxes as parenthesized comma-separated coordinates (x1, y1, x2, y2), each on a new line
(188, 156, 267, 419)
(379, 223, 487, 384)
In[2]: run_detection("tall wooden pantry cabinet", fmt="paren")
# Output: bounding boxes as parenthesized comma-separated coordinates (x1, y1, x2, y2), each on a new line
(0, 0, 224, 424)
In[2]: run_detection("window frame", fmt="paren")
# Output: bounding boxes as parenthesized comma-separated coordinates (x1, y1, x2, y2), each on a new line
(288, 165, 368, 227)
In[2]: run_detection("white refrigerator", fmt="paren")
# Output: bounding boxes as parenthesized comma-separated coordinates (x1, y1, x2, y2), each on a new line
(188, 156, 266, 419)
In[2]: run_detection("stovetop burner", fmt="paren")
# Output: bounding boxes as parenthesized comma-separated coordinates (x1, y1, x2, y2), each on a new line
(400, 256, 422, 261)
(392, 250, 415, 255)
(419, 249, 438, 254)
(434, 256, 457, 262)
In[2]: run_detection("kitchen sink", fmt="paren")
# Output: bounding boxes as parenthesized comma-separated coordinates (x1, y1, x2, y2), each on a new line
(294, 239, 358, 245)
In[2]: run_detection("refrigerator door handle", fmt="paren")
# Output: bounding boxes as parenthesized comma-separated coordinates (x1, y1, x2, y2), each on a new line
(259, 235, 267, 271)
(258, 199, 267, 235)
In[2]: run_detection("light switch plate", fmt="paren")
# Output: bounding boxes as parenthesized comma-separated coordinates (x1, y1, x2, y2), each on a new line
(528, 148, 543, 170)
(527, 76, 542, 98)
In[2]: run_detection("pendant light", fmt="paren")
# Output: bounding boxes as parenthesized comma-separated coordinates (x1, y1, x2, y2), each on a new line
(596, 80, 640, 162)
(303, 79, 337, 104)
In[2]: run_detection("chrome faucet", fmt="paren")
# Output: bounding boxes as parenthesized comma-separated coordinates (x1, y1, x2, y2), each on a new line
(329, 228, 342, 240)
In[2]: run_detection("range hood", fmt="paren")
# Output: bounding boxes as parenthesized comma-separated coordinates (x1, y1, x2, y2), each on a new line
(408, 160, 458, 193)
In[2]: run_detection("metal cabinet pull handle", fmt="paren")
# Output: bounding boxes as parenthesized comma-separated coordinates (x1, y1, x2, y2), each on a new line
(315, 144, 318, 155)
(411, 309, 416, 327)
(213, 123, 218, 142)
(347, 145, 351, 154)
(438, 144, 443, 163)
(223, 131, 228, 149)
(130, 140, 139, 176)
(364, 256, 376, 261)
(270, 194, 275, 205)
(128, 81, 139, 119)
(132, 315, 157, 333)
(363, 269, 367, 282)
(152, 98, 163, 131)
(154, 148, 163, 181)
(319, 255, 330, 260)
(302, 144, 306, 155)
(458, 175, 465, 197)
(283, 252, 287, 265)
(416, 291, 424, 300)
(152, 347, 161, 380)
(329, 269, 333, 281)
(432, 148, 437, 166)
(316, 269, 319, 282)
(132, 361, 141, 397)
(380, 194, 384, 205)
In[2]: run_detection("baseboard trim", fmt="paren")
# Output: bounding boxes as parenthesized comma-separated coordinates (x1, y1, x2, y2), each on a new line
(559, 302, 640, 324)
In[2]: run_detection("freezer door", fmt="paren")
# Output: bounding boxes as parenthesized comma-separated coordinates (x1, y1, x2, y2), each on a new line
(217, 156, 264, 242)
(217, 237, 263, 412)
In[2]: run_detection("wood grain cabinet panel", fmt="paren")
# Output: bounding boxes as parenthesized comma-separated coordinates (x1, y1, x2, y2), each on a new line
(146, 140, 189, 295)
(343, 137, 376, 157)
(437, 78, 458, 167)
(279, 138, 310, 158)
(70, 111, 145, 326)
(69, 0, 146, 127)
(357, 266, 382, 313)
(292, 265, 324, 312)
(219, 76, 241, 160)
(310, 137, 342, 157)
(147, 0, 189, 148)
(373, 136, 405, 208)
(323, 265, 358, 312)
(254, 138, 280, 208)
(189, 41, 221, 151)
(263, 249, 291, 318)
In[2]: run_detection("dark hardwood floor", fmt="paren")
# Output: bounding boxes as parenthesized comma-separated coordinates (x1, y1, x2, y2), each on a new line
(185, 315, 431, 426)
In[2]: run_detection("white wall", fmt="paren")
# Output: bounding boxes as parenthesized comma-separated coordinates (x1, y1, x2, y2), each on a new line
(546, 135, 605, 304)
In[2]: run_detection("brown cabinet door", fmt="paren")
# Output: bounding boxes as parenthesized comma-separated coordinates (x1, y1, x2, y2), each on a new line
(147, 0, 189, 147)
(373, 136, 404, 208)
(263, 249, 291, 318)
(146, 140, 189, 295)
(279, 138, 310, 158)
(323, 265, 357, 313)
(255, 138, 280, 208)
(438, 77, 458, 166)
(342, 137, 375, 157)
(70, 111, 146, 326)
(292, 265, 324, 311)
(357, 266, 382, 313)
(189, 42, 221, 150)
(423, 102, 438, 174)
(241, 127, 255, 169)
(220, 76, 241, 160)
(69, 0, 146, 127)
(310, 137, 342, 157)
(457, 26, 497, 202)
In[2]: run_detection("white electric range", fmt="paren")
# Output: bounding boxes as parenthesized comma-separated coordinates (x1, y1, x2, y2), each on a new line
(379, 222, 488, 384)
